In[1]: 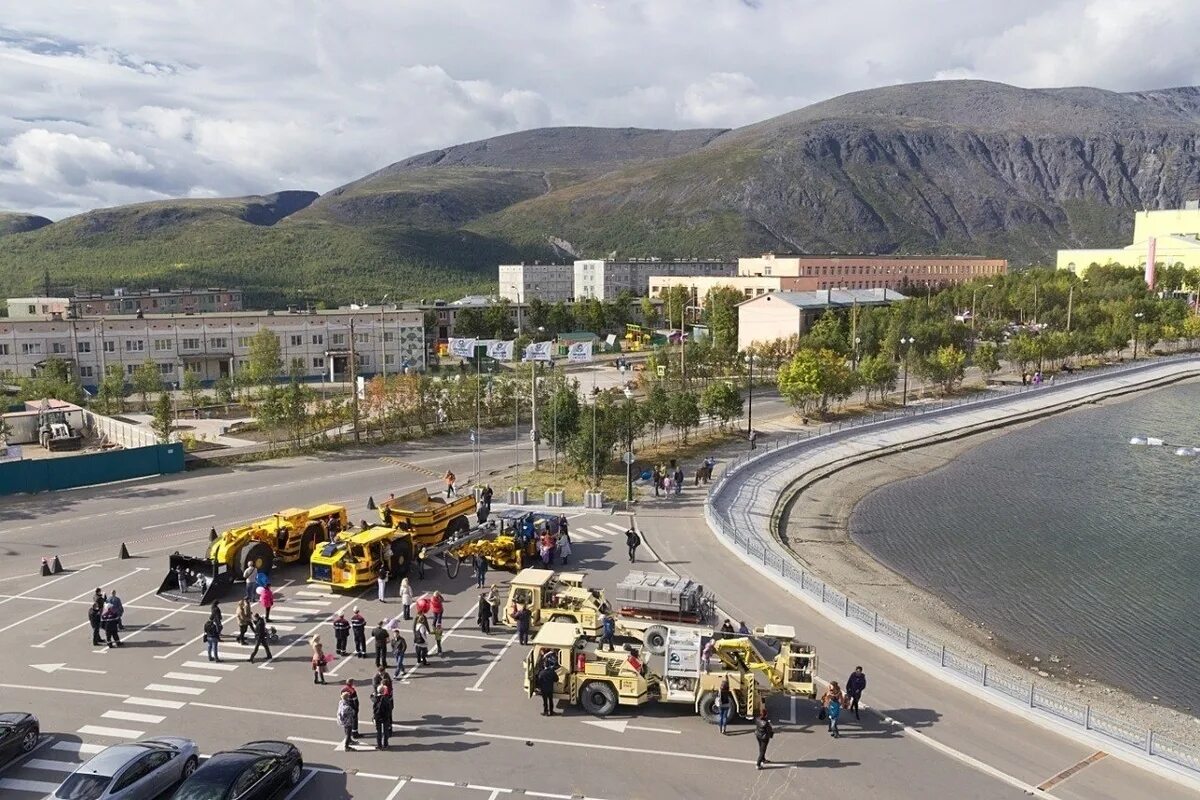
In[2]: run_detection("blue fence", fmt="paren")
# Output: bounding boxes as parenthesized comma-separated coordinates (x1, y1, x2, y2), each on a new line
(0, 443, 185, 496)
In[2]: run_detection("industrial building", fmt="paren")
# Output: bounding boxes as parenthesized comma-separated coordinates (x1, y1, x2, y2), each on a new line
(1056, 203, 1200, 280)
(5, 287, 244, 319)
(737, 288, 909, 352)
(737, 253, 1006, 289)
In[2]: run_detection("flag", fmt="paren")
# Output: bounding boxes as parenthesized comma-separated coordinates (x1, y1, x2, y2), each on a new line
(567, 340, 594, 363)
(487, 340, 515, 361)
(523, 341, 554, 362)
(448, 337, 477, 359)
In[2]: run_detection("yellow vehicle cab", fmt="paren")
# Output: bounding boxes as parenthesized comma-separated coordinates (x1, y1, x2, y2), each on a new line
(309, 526, 398, 590)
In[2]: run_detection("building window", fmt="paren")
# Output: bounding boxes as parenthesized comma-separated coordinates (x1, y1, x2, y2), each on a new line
(331, 333, 345, 346)
(236, 336, 251, 348)
(290, 357, 305, 373)
(383, 331, 394, 342)
(158, 363, 174, 375)
(22, 342, 42, 355)
(155, 338, 173, 351)
(0, 344, 8, 355)
(290, 335, 303, 347)
(311, 334, 323, 345)
(359, 354, 370, 366)
(181, 338, 200, 350)
(209, 337, 228, 349)
(312, 357, 323, 368)
(77, 341, 92, 353)
(126, 364, 137, 375)
(103, 341, 115, 353)
(185, 362, 202, 373)
(354, 333, 369, 344)
(80, 365, 94, 378)
(51, 342, 67, 354)
(384, 354, 395, 365)
(125, 339, 145, 352)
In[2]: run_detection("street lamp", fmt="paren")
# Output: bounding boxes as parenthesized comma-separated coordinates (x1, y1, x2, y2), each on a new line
(623, 387, 635, 503)
(853, 336, 862, 371)
(899, 336, 916, 406)
(379, 294, 389, 379)
(743, 352, 754, 444)
(971, 284, 994, 330)
(590, 383, 600, 490)
(1131, 312, 1145, 360)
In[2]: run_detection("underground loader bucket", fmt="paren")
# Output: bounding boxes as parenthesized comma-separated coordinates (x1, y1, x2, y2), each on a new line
(158, 553, 230, 604)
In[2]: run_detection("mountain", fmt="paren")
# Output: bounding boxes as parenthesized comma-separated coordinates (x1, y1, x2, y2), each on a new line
(0, 212, 52, 236)
(3, 80, 1199, 306)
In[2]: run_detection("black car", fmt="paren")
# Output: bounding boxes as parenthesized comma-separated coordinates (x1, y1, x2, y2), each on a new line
(0, 711, 39, 765)
(168, 741, 302, 800)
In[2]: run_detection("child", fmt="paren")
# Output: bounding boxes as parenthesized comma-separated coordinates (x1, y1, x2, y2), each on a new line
(433, 620, 444, 655)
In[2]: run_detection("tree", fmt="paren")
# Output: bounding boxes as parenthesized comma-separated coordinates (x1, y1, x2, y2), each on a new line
(527, 298, 548, 331)
(1006, 332, 1040, 375)
(482, 298, 513, 338)
(131, 359, 163, 411)
(973, 341, 1000, 380)
(778, 348, 855, 414)
(923, 345, 967, 393)
(547, 302, 574, 335)
(19, 357, 83, 405)
(182, 369, 203, 410)
(644, 384, 671, 445)
(639, 296, 659, 327)
(95, 364, 127, 414)
(803, 311, 848, 354)
(546, 383, 581, 451)
(257, 385, 285, 450)
(575, 298, 607, 334)
(247, 328, 283, 388)
(152, 392, 173, 443)
(700, 381, 743, 429)
(703, 286, 743, 354)
(1183, 314, 1200, 349)
(281, 379, 311, 447)
(856, 353, 898, 403)
(668, 391, 701, 444)
(661, 286, 689, 329)
(214, 374, 234, 405)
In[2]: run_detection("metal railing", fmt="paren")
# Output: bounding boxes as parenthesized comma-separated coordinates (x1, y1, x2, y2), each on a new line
(705, 354, 1200, 777)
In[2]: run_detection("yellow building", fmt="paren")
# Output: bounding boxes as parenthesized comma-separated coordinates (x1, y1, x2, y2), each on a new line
(1057, 205, 1200, 275)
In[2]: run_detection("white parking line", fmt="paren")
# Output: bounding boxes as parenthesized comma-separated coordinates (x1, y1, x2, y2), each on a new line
(0, 566, 95, 606)
(465, 632, 518, 692)
(258, 586, 373, 669)
(282, 769, 317, 800)
(400, 613, 472, 684)
(77, 724, 143, 739)
(52, 741, 106, 755)
(154, 632, 205, 660)
(102, 710, 165, 724)
(181, 661, 238, 672)
(383, 778, 409, 800)
(163, 672, 222, 684)
(0, 778, 59, 793)
(144, 683, 205, 696)
(98, 597, 190, 654)
(3, 566, 144, 636)
(33, 586, 160, 648)
(124, 697, 186, 710)
(21, 758, 77, 773)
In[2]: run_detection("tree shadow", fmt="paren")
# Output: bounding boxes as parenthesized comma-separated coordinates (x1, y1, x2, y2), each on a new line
(879, 707, 941, 729)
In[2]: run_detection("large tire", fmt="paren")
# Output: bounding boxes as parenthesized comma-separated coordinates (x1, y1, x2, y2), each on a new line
(579, 681, 618, 718)
(299, 522, 323, 563)
(643, 625, 668, 656)
(697, 690, 721, 725)
(239, 541, 274, 574)
(450, 516, 470, 536)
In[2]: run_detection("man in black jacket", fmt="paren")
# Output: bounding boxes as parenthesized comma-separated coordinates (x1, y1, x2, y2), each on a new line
(372, 621, 390, 668)
(88, 600, 103, 646)
(625, 528, 641, 563)
(846, 666, 867, 720)
(536, 662, 558, 716)
(373, 684, 394, 750)
(754, 707, 774, 769)
(248, 613, 272, 663)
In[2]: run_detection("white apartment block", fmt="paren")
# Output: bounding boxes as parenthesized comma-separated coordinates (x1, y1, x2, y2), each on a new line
(573, 258, 736, 300)
(498, 263, 574, 303)
(0, 306, 426, 389)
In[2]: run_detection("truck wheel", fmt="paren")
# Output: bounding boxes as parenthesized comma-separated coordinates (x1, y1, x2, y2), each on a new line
(300, 522, 323, 562)
(450, 516, 470, 536)
(579, 681, 618, 717)
(238, 541, 273, 574)
(643, 625, 668, 655)
(697, 690, 721, 724)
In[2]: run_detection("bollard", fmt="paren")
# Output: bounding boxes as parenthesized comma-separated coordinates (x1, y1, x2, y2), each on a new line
(119, 542, 131, 560)
(51, 555, 64, 573)
(209, 527, 218, 542)
(40, 558, 51, 577)
(367, 496, 376, 510)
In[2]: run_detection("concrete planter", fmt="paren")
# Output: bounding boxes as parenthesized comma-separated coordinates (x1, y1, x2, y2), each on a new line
(473, 485, 488, 503)
(545, 489, 565, 507)
(508, 487, 528, 506)
(584, 490, 605, 509)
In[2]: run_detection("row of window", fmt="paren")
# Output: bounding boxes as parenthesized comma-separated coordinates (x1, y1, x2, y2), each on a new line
(66, 353, 395, 381)
(802, 264, 1002, 277)
(0, 331, 409, 357)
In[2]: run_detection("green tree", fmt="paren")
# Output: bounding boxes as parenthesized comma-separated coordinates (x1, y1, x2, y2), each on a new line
(547, 302, 574, 335)
(257, 385, 285, 450)
(182, 369, 203, 410)
(281, 379, 311, 447)
(482, 298, 513, 338)
(214, 374, 234, 405)
(19, 356, 83, 404)
(923, 345, 967, 393)
(452, 307, 486, 338)
(95, 364, 127, 414)
(575, 298, 607, 334)
(668, 391, 701, 444)
(973, 341, 1001, 380)
(778, 348, 855, 414)
(661, 286, 690, 330)
(546, 382, 581, 454)
(639, 297, 659, 327)
(644, 384, 671, 445)
(131, 359, 163, 411)
(1006, 332, 1040, 375)
(856, 353, 898, 403)
(700, 381, 743, 429)
(527, 298, 548, 331)
(703, 286, 743, 353)
(151, 391, 173, 443)
(247, 328, 282, 388)
(804, 311, 849, 354)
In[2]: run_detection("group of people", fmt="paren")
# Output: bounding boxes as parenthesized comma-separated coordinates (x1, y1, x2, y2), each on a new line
(196, 598, 274, 663)
(816, 666, 868, 738)
(88, 588, 124, 647)
(337, 675, 395, 750)
(651, 460, 686, 496)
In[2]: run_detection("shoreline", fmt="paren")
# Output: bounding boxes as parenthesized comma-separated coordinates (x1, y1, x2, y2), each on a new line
(776, 389, 1200, 746)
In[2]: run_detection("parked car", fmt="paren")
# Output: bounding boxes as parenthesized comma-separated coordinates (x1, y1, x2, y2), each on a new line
(52, 737, 199, 800)
(0, 711, 39, 765)
(168, 741, 302, 800)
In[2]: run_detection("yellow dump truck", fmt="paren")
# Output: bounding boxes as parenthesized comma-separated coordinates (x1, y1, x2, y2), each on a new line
(378, 488, 475, 549)
(159, 504, 349, 604)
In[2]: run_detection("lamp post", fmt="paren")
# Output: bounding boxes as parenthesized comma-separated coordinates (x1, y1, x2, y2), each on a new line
(899, 336, 916, 406)
(379, 294, 389, 379)
(590, 382, 599, 490)
(853, 336, 862, 371)
(623, 387, 635, 503)
(1132, 311, 1145, 360)
(744, 352, 754, 442)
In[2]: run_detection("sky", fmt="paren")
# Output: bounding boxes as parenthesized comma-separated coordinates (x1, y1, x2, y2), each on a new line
(2, 0, 1198, 220)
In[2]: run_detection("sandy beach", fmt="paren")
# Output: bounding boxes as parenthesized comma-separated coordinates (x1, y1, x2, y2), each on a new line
(774, 400, 1200, 746)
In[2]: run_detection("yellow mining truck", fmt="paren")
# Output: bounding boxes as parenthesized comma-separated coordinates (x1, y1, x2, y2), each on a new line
(522, 622, 816, 719)
(452, 511, 556, 571)
(159, 504, 348, 604)
(379, 488, 475, 550)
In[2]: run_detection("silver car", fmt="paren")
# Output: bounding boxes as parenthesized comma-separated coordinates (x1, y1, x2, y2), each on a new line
(50, 737, 199, 800)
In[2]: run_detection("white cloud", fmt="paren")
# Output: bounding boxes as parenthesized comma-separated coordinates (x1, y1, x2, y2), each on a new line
(0, 1, 1197, 219)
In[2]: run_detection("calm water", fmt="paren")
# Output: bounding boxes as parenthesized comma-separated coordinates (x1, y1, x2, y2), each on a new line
(850, 380, 1200, 712)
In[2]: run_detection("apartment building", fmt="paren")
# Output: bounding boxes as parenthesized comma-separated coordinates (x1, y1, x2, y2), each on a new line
(5, 288, 244, 318)
(0, 305, 425, 388)
(498, 263, 574, 303)
(737, 253, 1007, 289)
(573, 258, 735, 300)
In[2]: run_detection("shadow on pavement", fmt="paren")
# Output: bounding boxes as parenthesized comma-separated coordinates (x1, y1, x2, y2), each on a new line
(879, 707, 941, 729)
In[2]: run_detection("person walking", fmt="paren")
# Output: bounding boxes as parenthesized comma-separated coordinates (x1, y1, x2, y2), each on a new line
(311, 635, 328, 684)
(600, 613, 616, 652)
(391, 629, 408, 678)
(350, 608, 367, 658)
(204, 616, 221, 662)
(477, 592, 492, 634)
(652, 466, 662, 497)
(821, 681, 845, 738)
(337, 691, 357, 751)
(432, 620, 444, 655)
(673, 466, 683, 495)
(109, 590, 125, 630)
(473, 554, 488, 589)
(342, 679, 361, 740)
(243, 562, 258, 601)
(259, 583, 274, 622)
(846, 666, 867, 720)
(372, 621, 390, 668)
(444, 470, 457, 498)
(536, 659, 558, 716)
(248, 612, 272, 663)
(749, 429, 758, 450)
(399, 578, 413, 621)
(376, 563, 390, 603)
(558, 529, 572, 565)
(332, 612, 350, 656)
(429, 591, 445, 627)
(515, 604, 532, 646)
(88, 600, 103, 646)
(482, 484, 493, 512)
(754, 707, 774, 769)
(101, 600, 122, 647)
(235, 598, 252, 645)
(625, 528, 641, 563)
(412, 615, 430, 665)
(372, 684, 394, 750)
(717, 677, 733, 735)
(209, 602, 223, 638)
(487, 585, 500, 626)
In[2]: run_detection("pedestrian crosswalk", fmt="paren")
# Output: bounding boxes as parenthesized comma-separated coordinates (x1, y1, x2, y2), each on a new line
(568, 522, 630, 541)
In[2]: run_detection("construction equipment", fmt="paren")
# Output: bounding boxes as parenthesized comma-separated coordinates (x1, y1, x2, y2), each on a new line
(157, 504, 348, 604)
(378, 488, 474, 550)
(502, 568, 716, 654)
(309, 525, 408, 590)
(522, 621, 816, 720)
(452, 511, 557, 571)
(37, 407, 82, 451)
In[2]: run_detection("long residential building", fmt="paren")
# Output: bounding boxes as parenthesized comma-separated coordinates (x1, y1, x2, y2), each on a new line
(574, 258, 735, 300)
(6, 287, 243, 319)
(0, 303, 425, 389)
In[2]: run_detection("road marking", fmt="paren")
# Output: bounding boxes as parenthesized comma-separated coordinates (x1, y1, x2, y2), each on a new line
(409, 777, 457, 788)
(30, 663, 106, 675)
(465, 632, 518, 692)
(463, 729, 757, 765)
(102, 710, 165, 724)
(288, 736, 343, 749)
(182, 660, 239, 672)
(600, 523, 628, 534)
(572, 529, 603, 540)
(400, 612, 472, 684)
(124, 697, 186, 710)
(162, 671, 222, 684)
(52, 741, 106, 755)
(0, 778, 59, 793)
(198, 703, 340, 723)
(33, 586, 160, 648)
(384, 778, 409, 800)
(258, 585, 373, 669)
(1, 568, 142, 636)
(21, 758, 78, 773)
(581, 719, 680, 734)
(77, 724, 143, 739)
(144, 683, 205, 696)
(142, 514, 215, 530)
(1038, 751, 1108, 791)
(296, 591, 336, 599)
(97, 595, 190, 653)
(282, 769, 317, 800)
(0, 565, 96, 606)
(0, 683, 128, 699)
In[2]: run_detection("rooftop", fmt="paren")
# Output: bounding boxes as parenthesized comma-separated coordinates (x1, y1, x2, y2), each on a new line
(742, 288, 910, 309)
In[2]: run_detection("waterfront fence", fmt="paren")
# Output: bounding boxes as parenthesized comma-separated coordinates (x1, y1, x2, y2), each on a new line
(706, 354, 1200, 778)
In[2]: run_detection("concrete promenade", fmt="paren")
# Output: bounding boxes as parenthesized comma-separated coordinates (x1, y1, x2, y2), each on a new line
(703, 355, 1200, 796)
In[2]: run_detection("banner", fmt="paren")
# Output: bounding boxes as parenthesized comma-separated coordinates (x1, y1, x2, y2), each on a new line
(523, 340, 554, 362)
(448, 337, 477, 359)
(567, 340, 594, 363)
(487, 340, 515, 361)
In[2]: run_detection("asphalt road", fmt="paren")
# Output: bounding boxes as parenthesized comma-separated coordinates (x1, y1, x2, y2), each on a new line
(0, 416, 1190, 799)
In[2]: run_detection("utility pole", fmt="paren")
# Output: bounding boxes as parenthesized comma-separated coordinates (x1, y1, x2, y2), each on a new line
(350, 316, 360, 443)
(474, 347, 482, 481)
(530, 362, 540, 469)
(1066, 285, 1074, 332)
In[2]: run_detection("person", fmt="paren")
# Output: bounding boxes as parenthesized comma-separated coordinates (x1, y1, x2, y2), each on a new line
(701, 638, 716, 673)
(432, 620, 444, 655)
(822, 681, 845, 738)
(487, 585, 500, 626)
(243, 562, 258, 601)
(372, 621, 390, 668)
(846, 666, 867, 720)
(625, 528, 641, 563)
(515, 604, 532, 646)
(600, 613, 616, 652)
(754, 707, 774, 769)
(430, 591, 445, 627)
(372, 665, 393, 696)
(391, 628, 408, 678)
(652, 466, 662, 496)
(673, 466, 684, 495)
(720, 619, 735, 635)
(332, 612, 350, 656)
(749, 429, 758, 450)
(351, 608, 367, 658)
(259, 583, 274, 622)
(536, 659, 558, 716)
(717, 677, 733, 735)
(399, 578, 413, 621)
(235, 598, 252, 645)
(557, 529, 572, 565)
(203, 615, 221, 662)
(473, 553, 488, 589)
(737, 621, 750, 635)
(444, 470, 457, 498)
(108, 590, 124, 630)
(377, 562, 390, 603)
(88, 600, 103, 646)
(539, 532, 555, 568)
(311, 635, 327, 684)
(101, 600, 121, 647)
(477, 592, 492, 634)
(248, 612, 272, 662)
(482, 484, 493, 511)
(209, 602, 223, 638)
(372, 684, 394, 750)
(704, 455, 716, 483)
(342, 679, 361, 740)
(412, 615, 430, 665)
(337, 692, 356, 750)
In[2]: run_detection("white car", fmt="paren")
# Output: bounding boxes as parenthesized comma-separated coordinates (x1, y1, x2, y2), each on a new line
(50, 737, 199, 800)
